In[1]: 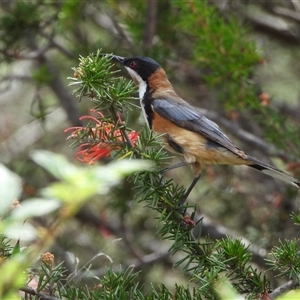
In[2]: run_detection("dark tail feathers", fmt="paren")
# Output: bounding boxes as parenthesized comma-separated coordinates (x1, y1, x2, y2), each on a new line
(248, 156, 300, 190)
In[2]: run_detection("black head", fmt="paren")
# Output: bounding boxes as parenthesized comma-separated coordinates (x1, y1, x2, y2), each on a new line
(123, 57, 161, 81)
(108, 55, 162, 81)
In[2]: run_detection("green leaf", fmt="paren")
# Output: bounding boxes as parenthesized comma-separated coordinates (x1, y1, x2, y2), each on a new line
(216, 278, 240, 300)
(0, 164, 22, 216)
(11, 240, 21, 257)
(30, 150, 78, 180)
(9, 198, 60, 221)
(93, 159, 152, 185)
(278, 289, 300, 300)
(0, 251, 30, 299)
(3, 223, 37, 241)
(41, 182, 97, 203)
(42, 159, 151, 202)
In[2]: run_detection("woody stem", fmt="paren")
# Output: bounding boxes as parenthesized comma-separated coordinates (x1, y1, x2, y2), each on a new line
(109, 105, 141, 159)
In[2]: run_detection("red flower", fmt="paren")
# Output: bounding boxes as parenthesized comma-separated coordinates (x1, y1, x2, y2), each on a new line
(65, 110, 139, 164)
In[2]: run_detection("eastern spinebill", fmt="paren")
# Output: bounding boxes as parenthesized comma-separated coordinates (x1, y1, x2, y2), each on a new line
(106, 54, 300, 200)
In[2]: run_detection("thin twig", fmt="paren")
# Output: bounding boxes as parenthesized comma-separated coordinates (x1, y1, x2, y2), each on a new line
(120, 216, 145, 262)
(9, 42, 54, 60)
(20, 31, 82, 126)
(268, 279, 298, 299)
(291, 0, 300, 13)
(0, 108, 66, 164)
(143, 0, 157, 47)
(273, 6, 300, 23)
(0, 75, 33, 82)
(88, 10, 134, 49)
(242, 8, 300, 43)
(19, 287, 61, 300)
(73, 251, 170, 279)
(40, 32, 74, 59)
(110, 105, 141, 158)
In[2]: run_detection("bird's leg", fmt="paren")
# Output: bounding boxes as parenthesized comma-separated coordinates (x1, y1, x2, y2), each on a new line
(179, 162, 202, 208)
(179, 174, 201, 207)
(161, 161, 190, 173)
(162, 161, 201, 210)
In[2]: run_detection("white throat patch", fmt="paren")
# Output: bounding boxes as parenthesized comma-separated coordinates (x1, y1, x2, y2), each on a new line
(125, 67, 147, 99)
(125, 67, 149, 128)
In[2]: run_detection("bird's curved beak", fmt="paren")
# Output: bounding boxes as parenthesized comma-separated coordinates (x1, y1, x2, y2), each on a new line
(101, 53, 124, 64)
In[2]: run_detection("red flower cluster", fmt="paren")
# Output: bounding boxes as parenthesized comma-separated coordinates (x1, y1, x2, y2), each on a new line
(65, 110, 139, 164)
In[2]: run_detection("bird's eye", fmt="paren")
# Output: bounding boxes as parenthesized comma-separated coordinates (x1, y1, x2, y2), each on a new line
(130, 61, 137, 68)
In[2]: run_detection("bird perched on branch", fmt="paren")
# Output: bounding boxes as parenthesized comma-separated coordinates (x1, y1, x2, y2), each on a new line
(107, 54, 300, 203)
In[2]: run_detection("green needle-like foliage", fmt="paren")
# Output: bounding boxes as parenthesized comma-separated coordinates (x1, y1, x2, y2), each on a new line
(291, 211, 300, 226)
(174, 1, 260, 109)
(267, 239, 300, 280)
(69, 50, 138, 113)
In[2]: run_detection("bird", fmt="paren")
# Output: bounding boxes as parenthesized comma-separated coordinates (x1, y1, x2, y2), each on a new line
(106, 54, 300, 203)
